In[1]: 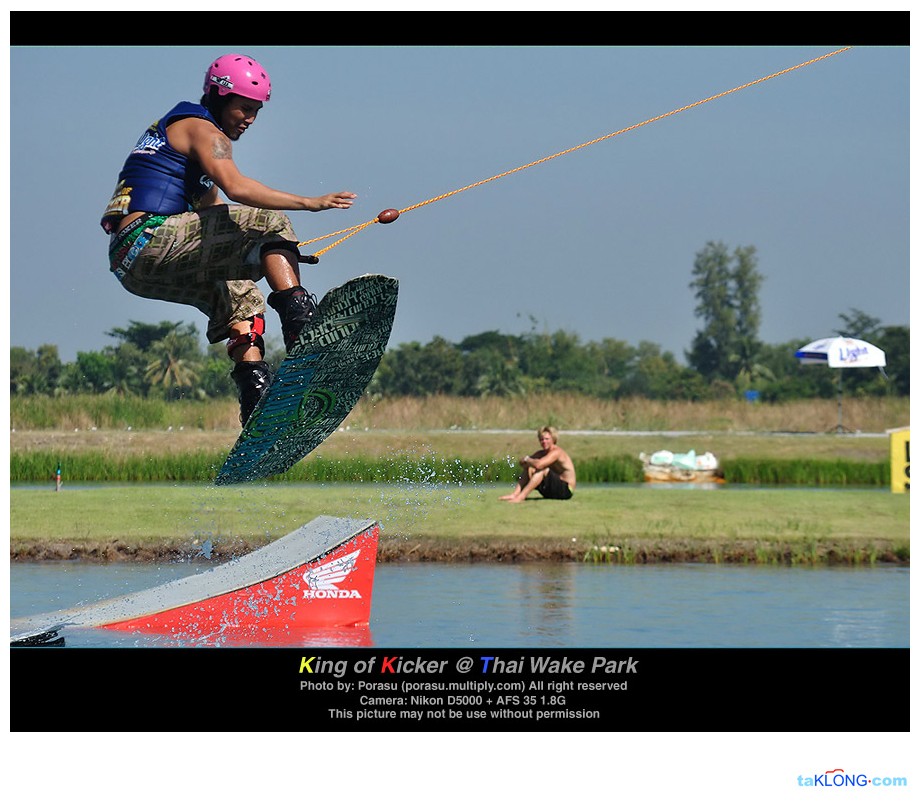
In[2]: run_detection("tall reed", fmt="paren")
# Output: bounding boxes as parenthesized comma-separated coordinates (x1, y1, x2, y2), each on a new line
(9, 393, 909, 434)
(725, 458, 889, 486)
(11, 450, 889, 486)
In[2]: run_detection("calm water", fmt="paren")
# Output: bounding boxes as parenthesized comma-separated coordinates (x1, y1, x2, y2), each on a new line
(9, 560, 909, 648)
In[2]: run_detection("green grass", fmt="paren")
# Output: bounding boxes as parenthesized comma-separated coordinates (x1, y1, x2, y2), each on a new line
(9, 483, 909, 565)
(722, 457, 889, 486)
(10, 450, 889, 487)
(9, 395, 908, 564)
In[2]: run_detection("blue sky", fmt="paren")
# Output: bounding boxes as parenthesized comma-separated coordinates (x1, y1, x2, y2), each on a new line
(9, 33, 909, 363)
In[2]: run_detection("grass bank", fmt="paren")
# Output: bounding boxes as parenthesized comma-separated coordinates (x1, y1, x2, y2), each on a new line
(10, 483, 909, 566)
(10, 394, 908, 565)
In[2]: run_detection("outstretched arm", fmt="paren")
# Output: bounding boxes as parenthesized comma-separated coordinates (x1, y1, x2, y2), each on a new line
(172, 117, 356, 212)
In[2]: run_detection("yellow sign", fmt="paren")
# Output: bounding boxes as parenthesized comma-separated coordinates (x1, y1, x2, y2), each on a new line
(888, 427, 909, 493)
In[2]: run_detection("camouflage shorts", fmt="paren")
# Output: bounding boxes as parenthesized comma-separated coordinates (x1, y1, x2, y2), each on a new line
(113, 205, 299, 343)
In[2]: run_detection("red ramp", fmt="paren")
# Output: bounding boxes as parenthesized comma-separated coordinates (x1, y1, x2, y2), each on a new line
(10, 516, 379, 646)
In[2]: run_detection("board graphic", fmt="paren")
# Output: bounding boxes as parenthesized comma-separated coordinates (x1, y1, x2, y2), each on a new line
(216, 274, 398, 485)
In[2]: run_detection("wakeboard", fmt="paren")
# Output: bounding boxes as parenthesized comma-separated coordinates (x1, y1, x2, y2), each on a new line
(215, 274, 398, 485)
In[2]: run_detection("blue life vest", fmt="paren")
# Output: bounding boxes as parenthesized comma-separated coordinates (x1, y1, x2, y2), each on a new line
(100, 102, 218, 233)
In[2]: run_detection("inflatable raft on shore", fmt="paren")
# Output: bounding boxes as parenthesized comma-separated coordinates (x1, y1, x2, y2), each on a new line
(640, 450, 725, 484)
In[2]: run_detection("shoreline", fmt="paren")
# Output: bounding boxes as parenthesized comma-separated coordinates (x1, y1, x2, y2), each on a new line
(10, 536, 909, 566)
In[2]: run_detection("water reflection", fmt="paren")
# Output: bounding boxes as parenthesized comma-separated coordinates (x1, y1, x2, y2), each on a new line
(10, 561, 909, 649)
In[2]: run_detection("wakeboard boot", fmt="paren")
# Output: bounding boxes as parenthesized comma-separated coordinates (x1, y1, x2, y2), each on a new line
(267, 285, 318, 352)
(231, 360, 273, 425)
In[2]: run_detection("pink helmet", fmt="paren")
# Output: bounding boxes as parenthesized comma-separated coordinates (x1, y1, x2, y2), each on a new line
(204, 54, 271, 102)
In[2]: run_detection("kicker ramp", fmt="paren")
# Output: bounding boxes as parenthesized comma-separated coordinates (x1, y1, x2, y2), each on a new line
(11, 515, 379, 645)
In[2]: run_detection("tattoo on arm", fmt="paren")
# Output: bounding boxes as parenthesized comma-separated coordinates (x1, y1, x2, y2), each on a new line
(212, 135, 232, 160)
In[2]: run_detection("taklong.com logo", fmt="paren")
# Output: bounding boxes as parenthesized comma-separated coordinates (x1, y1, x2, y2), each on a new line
(797, 768, 908, 788)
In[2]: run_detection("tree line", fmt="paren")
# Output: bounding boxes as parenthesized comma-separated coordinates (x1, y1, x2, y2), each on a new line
(11, 242, 908, 402)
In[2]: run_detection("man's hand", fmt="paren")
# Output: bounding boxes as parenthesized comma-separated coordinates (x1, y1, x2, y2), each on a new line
(305, 191, 357, 211)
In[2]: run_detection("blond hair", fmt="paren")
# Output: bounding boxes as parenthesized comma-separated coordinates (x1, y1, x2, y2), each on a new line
(538, 425, 559, 444)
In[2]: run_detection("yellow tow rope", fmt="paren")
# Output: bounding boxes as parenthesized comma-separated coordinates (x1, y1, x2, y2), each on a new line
(297, 47, 852, 261)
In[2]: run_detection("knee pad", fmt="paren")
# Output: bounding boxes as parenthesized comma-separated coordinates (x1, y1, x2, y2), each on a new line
(260, 239, 302, 263)
(242, 240, 302, 276)
(226, 314, 266, 358)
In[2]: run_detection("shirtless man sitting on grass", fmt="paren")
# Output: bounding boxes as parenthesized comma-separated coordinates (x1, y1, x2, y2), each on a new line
(500, 426, 576, 503)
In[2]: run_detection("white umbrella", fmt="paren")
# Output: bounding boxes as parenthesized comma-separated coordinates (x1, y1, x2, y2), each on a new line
(794, 337, 886, 432)
(795, 337, 887, 369)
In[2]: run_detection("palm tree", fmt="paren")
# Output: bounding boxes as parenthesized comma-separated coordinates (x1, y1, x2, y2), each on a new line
(145, 331, 201, 398)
